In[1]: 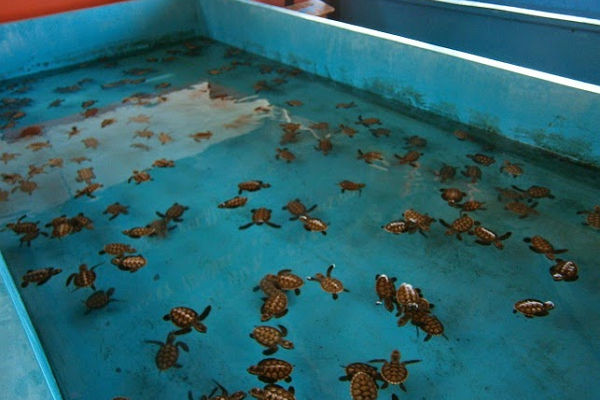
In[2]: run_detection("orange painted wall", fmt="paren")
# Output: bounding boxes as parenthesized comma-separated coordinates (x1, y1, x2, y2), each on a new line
(0, 0, 130, 23)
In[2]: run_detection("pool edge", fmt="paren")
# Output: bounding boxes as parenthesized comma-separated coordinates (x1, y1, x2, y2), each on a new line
(0, 253, 63, 400)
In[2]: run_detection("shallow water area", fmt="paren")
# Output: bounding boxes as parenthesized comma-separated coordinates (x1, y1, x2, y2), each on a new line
(0, 37, 599, 400)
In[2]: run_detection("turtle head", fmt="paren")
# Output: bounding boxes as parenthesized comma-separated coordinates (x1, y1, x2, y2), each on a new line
(281, 339, 294, 350)
(543, 301, 555, 310)
(391, 349, 401, 362)
(249, 388, 264, 397)
(193, 322, 207, 333)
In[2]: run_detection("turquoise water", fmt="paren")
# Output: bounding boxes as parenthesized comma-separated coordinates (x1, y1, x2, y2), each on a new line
(0, 37, 599, 400)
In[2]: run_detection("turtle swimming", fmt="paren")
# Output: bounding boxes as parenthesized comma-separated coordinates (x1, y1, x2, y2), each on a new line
(239, 208, 281, 230)
(21, 267, 62, 288)
(307, 264, 349, 300)
(369, 350, 421, 392)
(145, 332, 189, 371)
(163, 305, 212, 335)
(250, 325, 294, 356)
(238, 180, 271, 194)
(66, 263, 102, 291)
(282, 199, 317, 220)
(298, 215, 328, 235)
(247, 358, 293, 383)
(83, 288, 116, 315)
(523, 236, 567, 260)
(513, 299, 555, 318)
(156, 202, 189, 223)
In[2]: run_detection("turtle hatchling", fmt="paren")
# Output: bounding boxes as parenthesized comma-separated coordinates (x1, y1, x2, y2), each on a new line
(239, 208, 281, 230)
(369, 349, 421, 392)
(21, 267, 62, 288)
(145, 332, 189, 371)
(350, 372, 378, 400)
(66, 263, 101, 290)
(163, 305, 212, 335)
(513, 299, 555, 318)
(84, 288, 116, 315)
(250, 325, 294, 356)
(307, 264, 349, 300)
(247, 358, 293, 383)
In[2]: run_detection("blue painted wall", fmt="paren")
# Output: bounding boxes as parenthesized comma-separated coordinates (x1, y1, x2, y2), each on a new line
(478, 0, 600, 19)
(0, 0, 199, 80)
(336, 0, 600, 85)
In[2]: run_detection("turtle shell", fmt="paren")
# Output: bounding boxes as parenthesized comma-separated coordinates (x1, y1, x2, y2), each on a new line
(375, 274, 397, 312)
(249, 384, 296, 400)
(253, 208, 273, 224)
(85, 288, 114, 312)
(319, 276, 345, 294)
(396, 283, 420, 306)
(449, 214, 474, 233)
(276, 148, 296, 162)
(524, 235, 566, 259)
(501, 161, 524, 176)
(549, 259, 578, 282)
(261, 292, 289, 321)
(112, 255, 147, 272)
(350, 372, 378, 400)
(251, 326, 293, 350)
(167, 307, 199, 329)
(68, 265, 97, 289)
(155, 343, 180, 370)
(382, 220, 414, 234)
(339, 180, 365, 191)
(459, 200, 485, 212)
(248, 358, 293, 382)
(583, 209, 600, 229)
(462, 166, 482, 181)
(467, 153, 496, 166)
(317, 138, 333, 154)
(276, 270, 304, 292)
(417, 314, 445, 340)
(122, 226, 155, 238)
(259, 275, 282, 297)
(437, 165, 456, 182)
(398, 150, 421, 163)
(440, 188, 466, 203)
(165, 203, 188, 219)
(100, 243, 136, 256)
(526, 186, 554, 199)
(381, 361, 408, 385)
(300, 216, 328, 234)
(340, 363, 380, 382)
(238, 180, 270, 193)
(283, 200, 308, 217)
(218, 196, 248, 209)
(514, 299, 555, 317)
(51, 222, 73, 238)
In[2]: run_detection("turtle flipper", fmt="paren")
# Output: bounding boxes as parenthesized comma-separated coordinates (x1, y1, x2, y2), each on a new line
(239, 222, 254, 230)
(37, 276, 51, 286)
(266, 221, 281, 228)
(263, 347, 277, 356)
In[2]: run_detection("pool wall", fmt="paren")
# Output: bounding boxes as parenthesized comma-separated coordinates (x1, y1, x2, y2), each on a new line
(337, 0, 600, 85)
(0, 0, 199, 79)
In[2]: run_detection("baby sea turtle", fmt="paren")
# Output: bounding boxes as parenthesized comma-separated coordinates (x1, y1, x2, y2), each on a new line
(403, 209, 436, 235)
(350, 372, 378, 400)
(462, 165, 482, 183)
(250, 325, 294, 355)
(82, 137, 99, 149)
(382, 220, 417, 235)
(307, 264, 349, 300)
(500, 160, 524, 177)
(315, 136, 333, 155)
(356, 150, 384, 164)
(469, 223, 511, 249)
(218, 196, 248, 209)
(339, 180, 365, 195)
(466, 153, 495, 166)
(434, 164, 456, 183)
(70, 213, 93, 232)
(75, 167, 95, 184)
(66, 263, 101, 291)
(5, 215, 41, 234)
(163, 305, 212, 335)
(404, 135, 427, 148)
(157, 203, 189, 223)
(238, 180, 271, 194)
(513, 299, 555, 318)
(394, 150, 422, 168)
(188, 381, 247, 400)
(99, 243, 136, 257)
(275, 148, 296, 163)
(84, 288, 116, 315)
(310, 122, 329, 131)
(189, 131, 213, 142)
(504, 201, 539, 218)
(395, 282, 421, 313)
(261, 292, 289, 322)
(248, 358, 293, 383)
(375, 274, 397, 312)
(128, 170, 152, 184)
(103, 202, 129, 220)
(122, 226, 155, 238)
(370, 128, 391, 138)
(450, 200, 486, 213)
(272, 269, 304, 295)
(298, 215, 328, 235)
(339, 362, 381, 383)
(440, 188, 467, 204)
(549, 259, 579, 282)
(145, 332, 189, 371)
(339, 124, 358, 138)
(282, 199, 317, 221)
(512, 185, 555, 201)
(495, 187, 526, 202)
(111, 255, 147, 273)
(523, 236, 568, 260)
(414, 313, 447, 341)
(369, 350, 421, 391)
(356, 115, 381, 127)
(336, 101, 356, 109)
(256, 275, 283, 297)
(21, 267, 62, 288)
(152, 158, 175, 168)
(19, 229, 48, 247)
(249, 384, 296, 400)
(240, 208, 281, 230)
(439, 214, 475, 240)
(577, 206, 600, 229)
(74, 182, 103, 198)
(12, 179, 39, 195)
